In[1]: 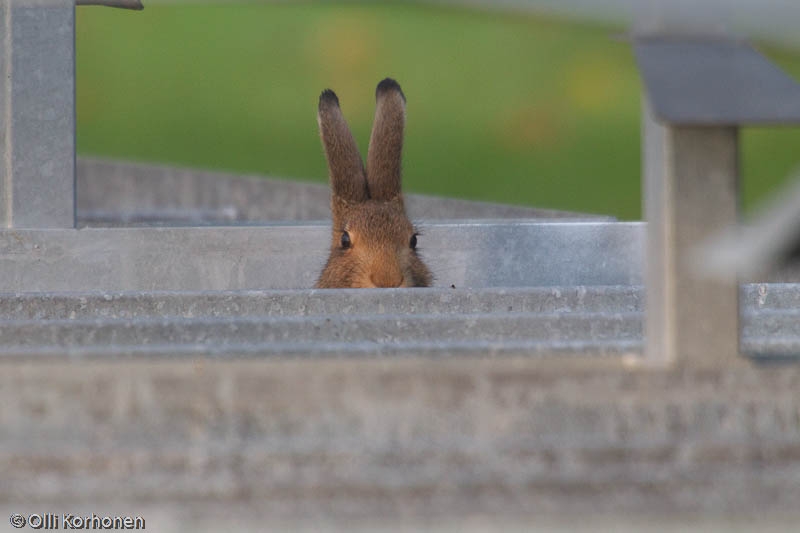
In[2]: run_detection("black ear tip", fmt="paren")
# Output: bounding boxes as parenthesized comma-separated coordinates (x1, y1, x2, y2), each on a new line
(376, 78, 405, 101)
(319, 89, 339, 109)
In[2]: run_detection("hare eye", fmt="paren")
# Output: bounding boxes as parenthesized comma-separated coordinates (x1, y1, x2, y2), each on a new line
(340, 231, 351, 249)
(409, 233, 418, 250)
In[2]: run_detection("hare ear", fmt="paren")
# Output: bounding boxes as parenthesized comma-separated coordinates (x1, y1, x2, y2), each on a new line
(318, 89, 369, 204)
(366, 78, 405, 201)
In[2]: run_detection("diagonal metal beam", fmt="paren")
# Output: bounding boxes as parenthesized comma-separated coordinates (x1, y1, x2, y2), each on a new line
(76, 0, 143, 9)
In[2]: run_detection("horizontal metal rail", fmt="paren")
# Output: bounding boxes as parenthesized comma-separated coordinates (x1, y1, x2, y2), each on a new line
(0, 222, 644, 291)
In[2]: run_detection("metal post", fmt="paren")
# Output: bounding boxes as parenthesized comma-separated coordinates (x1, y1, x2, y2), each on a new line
(643, 97, 740, 365)
(1, 0, 75, 228)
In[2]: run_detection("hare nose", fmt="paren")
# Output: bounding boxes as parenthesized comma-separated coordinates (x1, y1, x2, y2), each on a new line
(369, 268, 404, 288)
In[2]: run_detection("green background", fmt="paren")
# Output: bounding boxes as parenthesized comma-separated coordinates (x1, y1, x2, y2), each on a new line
(76, 4, 800, 220)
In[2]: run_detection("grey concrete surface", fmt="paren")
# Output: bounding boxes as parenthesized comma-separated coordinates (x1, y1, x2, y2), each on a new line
(1, 504, 798, 533)
(2, 357, 800, 520)
(0, 222, 644, 291)
(0, 502, 800, 533)
(0, 0, 75, 228)
(76, 158, 610, 224)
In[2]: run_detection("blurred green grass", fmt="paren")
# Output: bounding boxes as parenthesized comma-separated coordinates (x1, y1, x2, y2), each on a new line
(76, 4, 800, 220)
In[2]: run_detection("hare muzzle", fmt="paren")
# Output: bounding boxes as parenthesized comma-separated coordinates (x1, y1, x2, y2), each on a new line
(368, 256, 405, 288)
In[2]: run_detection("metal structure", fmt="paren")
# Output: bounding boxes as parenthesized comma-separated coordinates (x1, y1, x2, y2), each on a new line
(702, 172, 800, 281)
(2, 284, 798, 359)
(1, 0, 76, 228)
(3, 1, 800, 528)
(0, 221, 643, 291)
(635, 38, 800, 365)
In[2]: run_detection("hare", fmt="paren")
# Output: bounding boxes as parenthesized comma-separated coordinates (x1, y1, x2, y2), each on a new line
(315, 78, 433, 288)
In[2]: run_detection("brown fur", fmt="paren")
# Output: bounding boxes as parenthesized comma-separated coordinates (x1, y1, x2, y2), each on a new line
(315, 79, 433, 288)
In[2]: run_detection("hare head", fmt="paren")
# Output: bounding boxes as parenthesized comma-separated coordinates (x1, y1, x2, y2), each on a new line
(315, 78, 432, 288)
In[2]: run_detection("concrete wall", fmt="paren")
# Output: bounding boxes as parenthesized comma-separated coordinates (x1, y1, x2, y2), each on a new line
(2, 356, 800, 529)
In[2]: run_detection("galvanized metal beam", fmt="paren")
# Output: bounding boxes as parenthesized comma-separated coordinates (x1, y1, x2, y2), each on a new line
(642, 98, 740, 365)
(0, 0, 75, 228)
(0, 222, 645, 291)
(1, 284, 798, 360)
